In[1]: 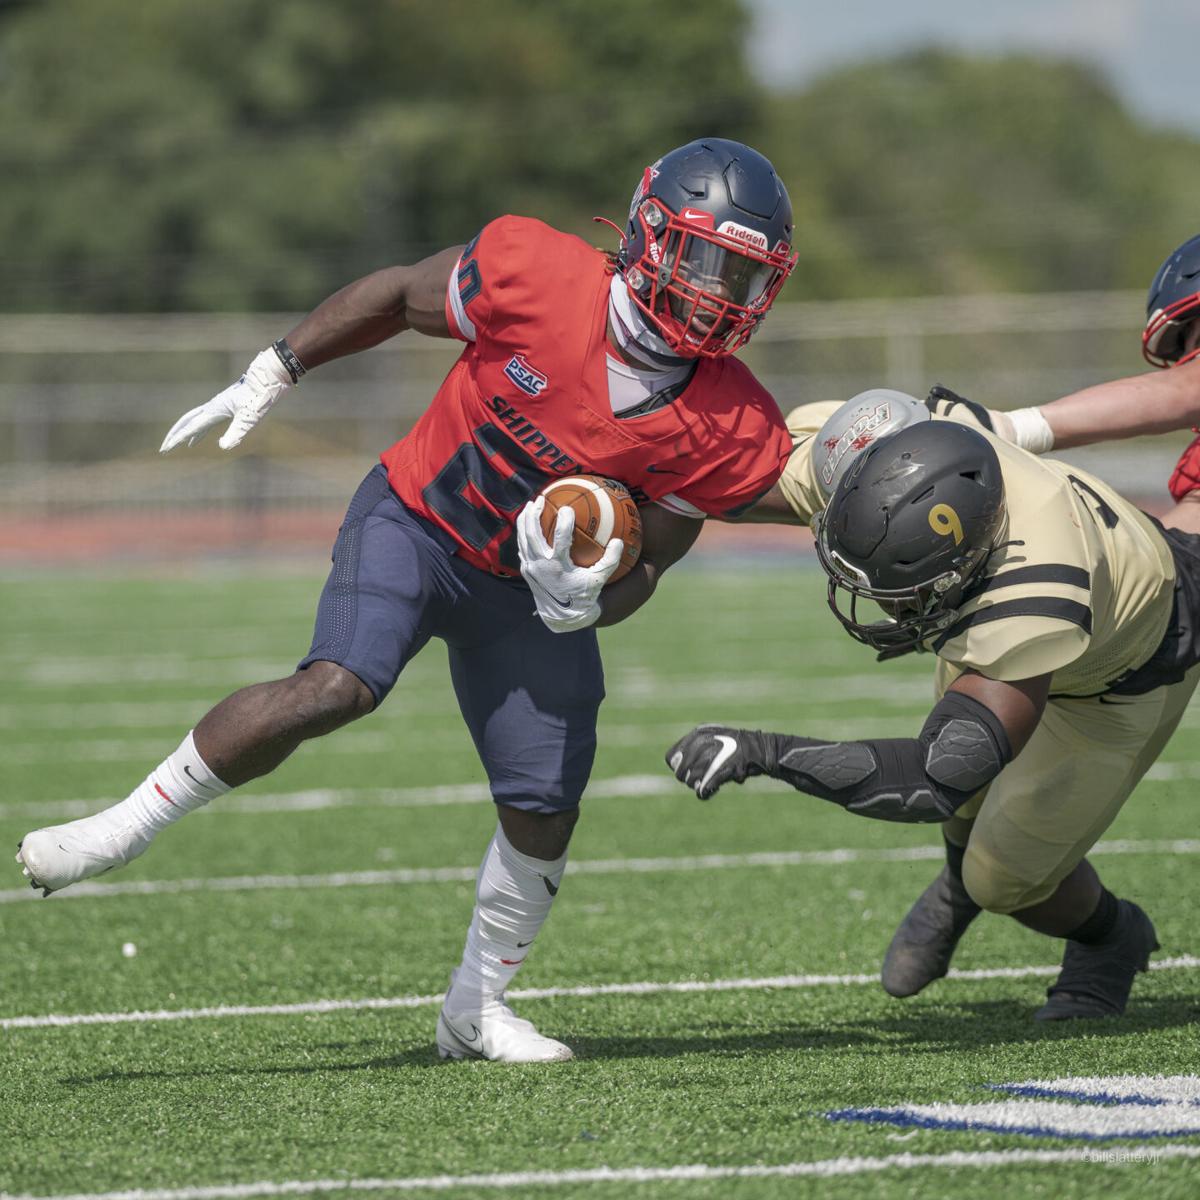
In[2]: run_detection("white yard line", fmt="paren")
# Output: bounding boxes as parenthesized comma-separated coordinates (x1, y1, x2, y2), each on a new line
(8, 772, 734, 818)
(9, 758, 1198, 821)
(2, 838, 1197, 906)
(0, 844, 944, 903)
(0, 673, 930, 723)
(2, 773, 678, 820)
(2, 1144, 1199, 1200)
(3, 956, 1197, 1031)
(12, 660, 301, 687)
(3, 732, 393, 765)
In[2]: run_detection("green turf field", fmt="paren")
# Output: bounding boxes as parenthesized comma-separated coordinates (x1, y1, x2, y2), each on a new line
(2, 563, 1198, 1200)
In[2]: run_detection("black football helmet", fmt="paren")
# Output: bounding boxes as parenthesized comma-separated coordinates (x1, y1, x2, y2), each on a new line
(616, 138, 796, 357)
(813, 422, 1006, 655)
(1143, 233, 1200, 367)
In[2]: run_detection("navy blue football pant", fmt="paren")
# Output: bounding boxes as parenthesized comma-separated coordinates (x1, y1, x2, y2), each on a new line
(298, 465, 605, 813)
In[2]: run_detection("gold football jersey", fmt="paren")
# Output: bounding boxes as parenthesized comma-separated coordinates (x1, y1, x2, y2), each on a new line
(777, 401, 1175, 694)
(933, 440, 1173, 694)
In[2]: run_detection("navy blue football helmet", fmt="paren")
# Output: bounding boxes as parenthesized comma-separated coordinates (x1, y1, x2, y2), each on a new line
(616, 138, 796, 357)
(1143, 233, 1200, 367)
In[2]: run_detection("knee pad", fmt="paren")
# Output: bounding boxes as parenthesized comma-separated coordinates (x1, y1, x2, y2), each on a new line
(961, 846, 1055, 914)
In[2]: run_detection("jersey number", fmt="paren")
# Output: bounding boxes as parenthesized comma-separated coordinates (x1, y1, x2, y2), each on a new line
(456, 233, 482, 307)
(423, 423, 549, 571)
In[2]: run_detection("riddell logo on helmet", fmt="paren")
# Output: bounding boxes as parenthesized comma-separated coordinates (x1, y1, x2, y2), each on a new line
(717, 220, 768, 250)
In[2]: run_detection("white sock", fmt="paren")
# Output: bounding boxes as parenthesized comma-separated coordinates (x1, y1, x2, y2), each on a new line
(450, 824, 567, 1010)
(113, 730, 229, 836)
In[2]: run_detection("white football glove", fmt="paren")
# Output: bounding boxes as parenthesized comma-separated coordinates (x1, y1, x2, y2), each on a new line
(516, 495, 624, 633)
(160, 347, 294, 453)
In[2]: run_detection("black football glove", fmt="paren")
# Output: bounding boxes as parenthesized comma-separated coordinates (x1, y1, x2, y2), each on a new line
(666, 725, 779, 800)
(925, 383, 994, 432)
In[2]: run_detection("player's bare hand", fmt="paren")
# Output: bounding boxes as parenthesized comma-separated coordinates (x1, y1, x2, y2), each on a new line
(666, 724, 777, 800)
(160, 348, 293, 453)
(516, 496, 623, 633)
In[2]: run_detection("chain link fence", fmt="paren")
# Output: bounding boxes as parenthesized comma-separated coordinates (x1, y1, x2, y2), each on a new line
(0, 291, 1176, 561)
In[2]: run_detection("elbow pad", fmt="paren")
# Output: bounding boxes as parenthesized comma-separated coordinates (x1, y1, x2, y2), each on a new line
(918, 690, 1012, 807)
(771, 691, 1012, 824)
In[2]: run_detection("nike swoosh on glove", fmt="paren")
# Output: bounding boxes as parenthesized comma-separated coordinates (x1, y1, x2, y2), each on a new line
(160, 347, 293, 453)
(515, 496, 623, 633)
(666, 725, 778, 800)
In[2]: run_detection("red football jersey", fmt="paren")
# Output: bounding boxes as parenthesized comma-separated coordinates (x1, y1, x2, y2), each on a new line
(381, 215, 790, 577)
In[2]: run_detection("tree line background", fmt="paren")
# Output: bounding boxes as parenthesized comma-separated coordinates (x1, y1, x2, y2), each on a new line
(4, 0, 1199, 313)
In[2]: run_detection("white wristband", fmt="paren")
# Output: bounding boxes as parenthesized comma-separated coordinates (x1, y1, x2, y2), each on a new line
(1007, 406, 1055, 454)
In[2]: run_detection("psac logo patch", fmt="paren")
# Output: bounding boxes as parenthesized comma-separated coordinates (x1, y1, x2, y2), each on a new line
(828, 1074, 1200, 1141)
(504, 354, 548, 397)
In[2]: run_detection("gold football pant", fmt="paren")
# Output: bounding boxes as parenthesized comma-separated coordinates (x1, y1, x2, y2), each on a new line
(940, 665, 1200, 914)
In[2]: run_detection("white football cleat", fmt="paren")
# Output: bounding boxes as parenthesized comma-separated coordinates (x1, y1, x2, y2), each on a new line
(16, 810, 153, 896)
(436, 973, 573, 1063)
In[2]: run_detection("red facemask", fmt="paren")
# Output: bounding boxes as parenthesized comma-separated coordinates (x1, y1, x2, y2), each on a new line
(622, 199, 797, 357)
(1143, 295, 1200, 368)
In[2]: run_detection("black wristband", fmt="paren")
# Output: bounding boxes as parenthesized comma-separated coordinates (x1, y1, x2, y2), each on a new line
(272, 338, 307, 383)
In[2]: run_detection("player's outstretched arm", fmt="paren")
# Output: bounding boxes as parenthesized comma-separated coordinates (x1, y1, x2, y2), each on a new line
(595, 504, 704, 627)
(284, 245, 464, 368)
(666, 670, 1048, 820)
(160, 246, 464, 453)
(1024, 358, 1200, 451)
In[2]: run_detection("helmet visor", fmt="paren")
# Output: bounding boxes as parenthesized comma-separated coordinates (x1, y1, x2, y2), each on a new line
(666, 232, 779, 309)
(622, 198, 796, 356)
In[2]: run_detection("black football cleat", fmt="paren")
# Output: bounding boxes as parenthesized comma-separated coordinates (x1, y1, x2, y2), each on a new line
(881, 866, 982, 998)
(1034, 900, 1159, 1021)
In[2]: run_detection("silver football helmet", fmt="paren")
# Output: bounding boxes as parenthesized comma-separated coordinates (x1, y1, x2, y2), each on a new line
(812, 389, 931, 501)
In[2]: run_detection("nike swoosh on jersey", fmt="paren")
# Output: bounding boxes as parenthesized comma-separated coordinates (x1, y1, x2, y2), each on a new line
(542, 875, 559, 897)
(548, 591, 572, 608)
(699, 735, 739, 793)
(646, 464, 685, 476)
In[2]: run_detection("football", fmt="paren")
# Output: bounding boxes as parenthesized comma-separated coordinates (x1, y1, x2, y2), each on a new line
(538, 474, 643, 583)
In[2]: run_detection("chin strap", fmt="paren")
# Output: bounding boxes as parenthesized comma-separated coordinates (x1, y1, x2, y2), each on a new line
(592, 215, 627, 243)
(607, 273, 687, 370)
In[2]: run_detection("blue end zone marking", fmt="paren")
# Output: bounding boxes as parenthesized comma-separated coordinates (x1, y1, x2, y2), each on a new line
(985, 1084, 1179, 1107)
(826, 1107, 1199, 1142)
